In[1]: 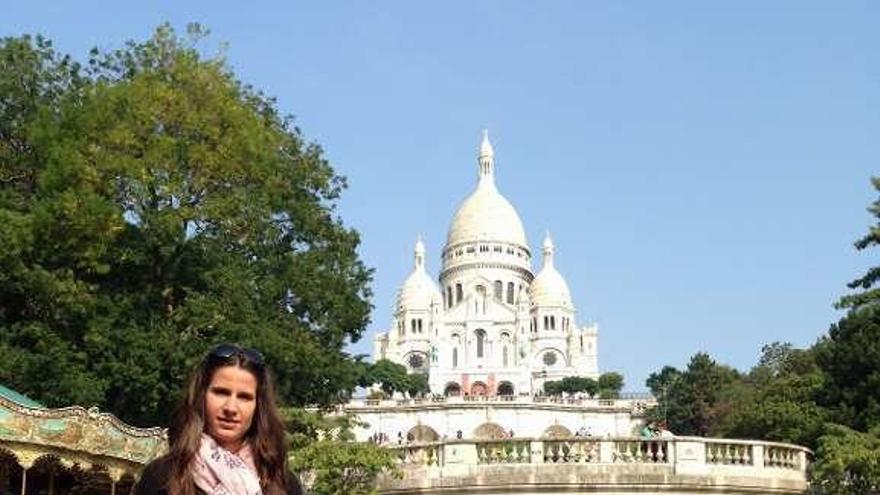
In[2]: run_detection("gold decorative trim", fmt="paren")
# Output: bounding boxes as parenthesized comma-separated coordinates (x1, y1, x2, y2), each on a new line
(0, 393, 166, 478)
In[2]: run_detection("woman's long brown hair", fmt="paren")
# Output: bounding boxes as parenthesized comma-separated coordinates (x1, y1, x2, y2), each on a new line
(166, 350, 288, 495)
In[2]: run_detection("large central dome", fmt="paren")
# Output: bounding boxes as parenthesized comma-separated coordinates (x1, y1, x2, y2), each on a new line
(445, 131, 529, 249)
(446, 183, 528, 248)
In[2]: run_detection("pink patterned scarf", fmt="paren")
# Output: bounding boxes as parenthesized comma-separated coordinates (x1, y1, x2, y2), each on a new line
(192, 434, 262, 495)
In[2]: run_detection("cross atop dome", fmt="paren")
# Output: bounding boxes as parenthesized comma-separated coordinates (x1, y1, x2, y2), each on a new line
(478, 129, 495, 184)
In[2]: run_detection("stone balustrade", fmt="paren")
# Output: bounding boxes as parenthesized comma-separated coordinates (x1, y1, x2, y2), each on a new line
(350, 393, 653, 410)
(383, 436, 811, 494)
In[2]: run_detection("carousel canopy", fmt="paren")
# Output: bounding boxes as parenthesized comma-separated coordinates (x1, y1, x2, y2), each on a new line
(0, 384, 166, 481)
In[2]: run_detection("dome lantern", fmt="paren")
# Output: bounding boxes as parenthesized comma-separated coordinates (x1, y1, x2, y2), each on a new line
(414, 234, 426, 270)
(542, 231, 555, 269)
(478, 129, 495, 184)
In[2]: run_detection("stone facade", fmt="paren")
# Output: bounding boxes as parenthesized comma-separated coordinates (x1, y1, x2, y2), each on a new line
(345, 395, 652, 443)
(372, 132, 598, 397)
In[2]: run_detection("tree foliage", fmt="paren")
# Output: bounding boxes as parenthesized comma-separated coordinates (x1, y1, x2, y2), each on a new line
(284, 409, 400, 495)
(597, 372, 624, 399)
(646, 353, 739, 436)
(543, 376, 597, 396)
(359, 359, 409, 396)
(715, 343, 827, 448)
(812, 424, 880, 495)
(404, 372, 430, 398)
(542, 373, 622, 398)
(0, 26, 373, 426)
(836, 177, 880, 311)
(358, 359, 428, 398)
(815, 302, 880, 432)
(811, 176, 880, 430)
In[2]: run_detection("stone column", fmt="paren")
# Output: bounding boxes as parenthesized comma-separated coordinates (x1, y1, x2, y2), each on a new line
(598, 439, 614, 463)
(530, 440, 544, 464)
(671, 440, 708, 476)
(751, 444, 764, 468)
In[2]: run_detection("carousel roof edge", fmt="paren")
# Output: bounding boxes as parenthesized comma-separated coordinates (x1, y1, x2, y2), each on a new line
(0, 393, 167, 438)
(0, 384, 43, 409)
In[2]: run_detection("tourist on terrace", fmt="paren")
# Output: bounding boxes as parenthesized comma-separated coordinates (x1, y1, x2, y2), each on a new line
(640, 422, 658, 438)
(656, 421, 674, 438)
(135, 343, 304, 495)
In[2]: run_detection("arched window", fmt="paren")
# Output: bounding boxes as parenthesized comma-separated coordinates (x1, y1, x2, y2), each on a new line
(452, 347, 458, 368)
(551, 316, 556, 330)
(444, 382, 461, 396)
(497, 381, 514, 396)
(475, 329, 486, 358)
(544, 316, 549, 330)
(447, 286, 453, 307)
(456, 283, 463, 303)
(503, 345, 509, 367)
(493, 281, 503, 300)
(418, 319, 423, 333)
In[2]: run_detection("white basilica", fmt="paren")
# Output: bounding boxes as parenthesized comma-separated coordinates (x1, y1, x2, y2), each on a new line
(373, 132, 598, 397)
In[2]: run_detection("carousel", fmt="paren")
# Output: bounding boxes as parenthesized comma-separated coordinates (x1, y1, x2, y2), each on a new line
(0, 385, 166, 495)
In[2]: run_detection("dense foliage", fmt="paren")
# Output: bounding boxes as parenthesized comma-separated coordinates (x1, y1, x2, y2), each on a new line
(543, 372, 623, 398)
(645, 178, 880, 493)
(0, 26, 373, 426)
(284, 408, 400, 495)
(357, 359, 429, 398)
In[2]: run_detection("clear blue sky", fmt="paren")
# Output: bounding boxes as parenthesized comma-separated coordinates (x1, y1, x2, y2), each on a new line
(6, 1, 879, 390)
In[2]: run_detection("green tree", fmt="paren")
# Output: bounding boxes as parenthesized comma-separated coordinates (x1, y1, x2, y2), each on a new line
(360, 359, 410, 396)
(812, 424, 880, 495)
(716, 343, 827, 448)
(816, 178, 880, 431)
(404, 373, 430, 398)
(597, 372, 624, 399)
(559, 376, 598, 396)
(646, 365, 682, 399)
(291, 440, 400, 495)
(647, 353, 739, 436)
(285, 409, 401, 495)
(0, 26, 373, 426)
(543, 380, 562, 395)
(836, 177, 880, 312)
(542, 376, 598, 396)
(0, 34, 106, 407)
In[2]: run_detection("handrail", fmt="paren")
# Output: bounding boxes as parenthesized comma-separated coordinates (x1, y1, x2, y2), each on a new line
(349, 395, 654, 409)
(384, 436, 810, 473)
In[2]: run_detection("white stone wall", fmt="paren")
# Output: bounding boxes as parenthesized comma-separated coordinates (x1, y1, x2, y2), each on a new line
(345, 397, 650, 442)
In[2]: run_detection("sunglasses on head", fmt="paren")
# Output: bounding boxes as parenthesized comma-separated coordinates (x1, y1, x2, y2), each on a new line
(207, 343, 265, 368)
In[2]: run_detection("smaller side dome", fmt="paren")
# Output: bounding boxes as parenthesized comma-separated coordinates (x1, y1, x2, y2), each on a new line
(397, 236, 442, 310)
(530, 232, 573, 308)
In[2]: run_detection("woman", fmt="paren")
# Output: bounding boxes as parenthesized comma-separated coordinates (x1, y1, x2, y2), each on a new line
(136, 344, 303, 495)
